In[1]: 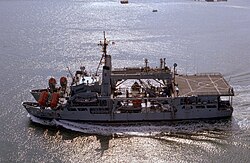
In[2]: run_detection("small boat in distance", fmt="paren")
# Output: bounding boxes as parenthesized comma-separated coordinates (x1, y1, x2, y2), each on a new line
(22, 32, 234, 125)
(120, 0, 128, 4)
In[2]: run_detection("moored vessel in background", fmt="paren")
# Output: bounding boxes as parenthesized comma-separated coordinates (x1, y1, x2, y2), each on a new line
(120, 0, 128, 4)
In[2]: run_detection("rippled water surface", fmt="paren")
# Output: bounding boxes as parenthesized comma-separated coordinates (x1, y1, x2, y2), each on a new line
(0, 0, 250, 162)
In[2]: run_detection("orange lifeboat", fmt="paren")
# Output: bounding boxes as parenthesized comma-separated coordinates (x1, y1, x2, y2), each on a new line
(60, 76, 67, 88)
(50, 92, 60, 109)
(38, 91, 49, 106)
(48, 77, 57, 92)
(132, 99, 142, 108)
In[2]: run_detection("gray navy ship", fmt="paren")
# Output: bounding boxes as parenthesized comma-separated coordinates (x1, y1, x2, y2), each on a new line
(22, 32, 234, 124)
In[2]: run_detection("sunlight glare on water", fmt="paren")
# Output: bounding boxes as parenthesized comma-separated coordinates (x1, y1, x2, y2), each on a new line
(0, 0, 250, 162)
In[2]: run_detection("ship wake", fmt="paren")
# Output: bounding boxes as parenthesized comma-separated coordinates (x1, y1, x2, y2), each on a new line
(28, 114, 237, 137)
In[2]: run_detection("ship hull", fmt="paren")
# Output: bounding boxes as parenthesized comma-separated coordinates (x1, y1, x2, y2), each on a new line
(23, 102, 233, 123)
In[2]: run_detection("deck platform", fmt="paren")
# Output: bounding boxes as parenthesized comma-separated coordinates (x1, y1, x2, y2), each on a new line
(175, 73, 234, 96)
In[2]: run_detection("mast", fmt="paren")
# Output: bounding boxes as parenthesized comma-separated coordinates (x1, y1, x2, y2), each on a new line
(102, 31, 108, 62)
(98, 31, 112, 96)
(96, 31, 109, 75)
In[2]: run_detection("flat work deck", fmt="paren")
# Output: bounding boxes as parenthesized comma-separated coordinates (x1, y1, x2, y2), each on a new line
(175, 73, 234, 96)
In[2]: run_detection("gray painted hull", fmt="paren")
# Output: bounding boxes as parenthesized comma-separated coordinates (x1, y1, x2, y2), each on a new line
(23, 102, 233, 122)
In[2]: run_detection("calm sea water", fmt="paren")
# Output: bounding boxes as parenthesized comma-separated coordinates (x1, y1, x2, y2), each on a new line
(0, 0, 250, 162)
